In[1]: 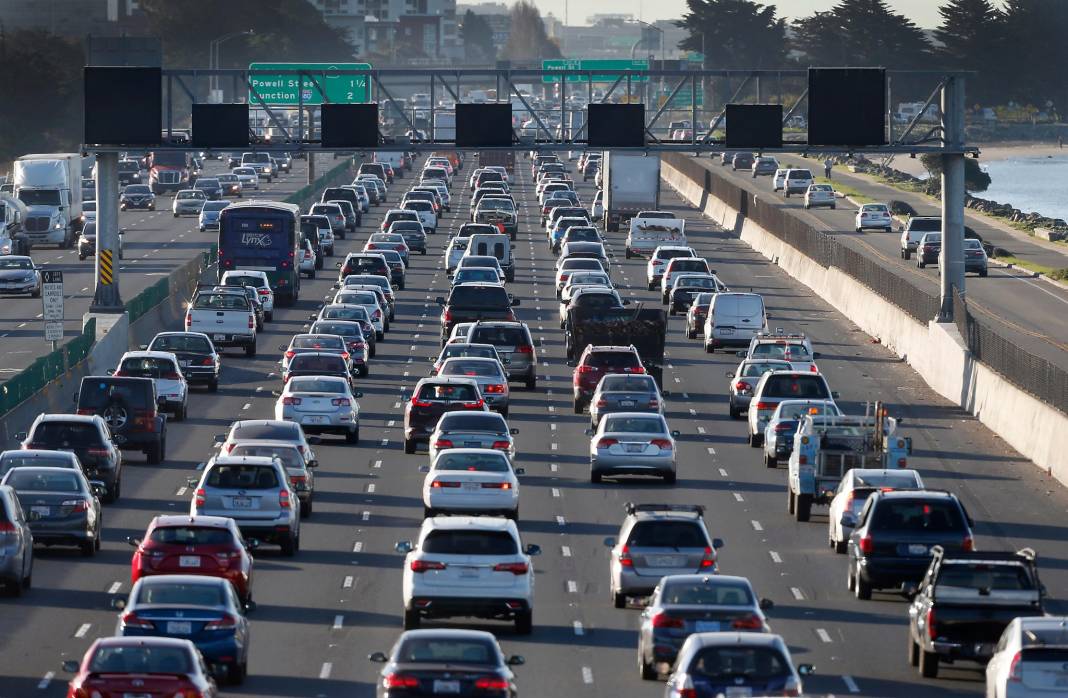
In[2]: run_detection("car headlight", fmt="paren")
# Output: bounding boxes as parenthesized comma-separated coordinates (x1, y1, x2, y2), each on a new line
(55, 223, 63, 230)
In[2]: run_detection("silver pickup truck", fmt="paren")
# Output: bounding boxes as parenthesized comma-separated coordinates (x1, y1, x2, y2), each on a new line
(184, 285, 257, 357)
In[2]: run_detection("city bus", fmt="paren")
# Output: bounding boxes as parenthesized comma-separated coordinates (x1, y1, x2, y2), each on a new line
(217, 200, 301, 305)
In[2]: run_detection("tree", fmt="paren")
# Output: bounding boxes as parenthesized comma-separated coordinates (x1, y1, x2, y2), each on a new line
(675, 0, 787, 68)
(502, 1, 561, 62)
(460, 10, 497, 64)
(791, 0, 932, 68)
(920, 153, 992, 193)
(933, 0, 1003, 103)
(997, 0, 1068, 111)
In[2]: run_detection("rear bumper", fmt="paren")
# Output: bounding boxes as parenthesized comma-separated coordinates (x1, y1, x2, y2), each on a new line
(407, 595, 530, 620)
(929, 639, 996, 662)
(858, 556, 930, 588)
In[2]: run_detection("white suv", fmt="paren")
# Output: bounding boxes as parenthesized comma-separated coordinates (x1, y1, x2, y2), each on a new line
(220, 270, 275, 322)
(396, 516, 541, 634)
(783, 168, 813, 197)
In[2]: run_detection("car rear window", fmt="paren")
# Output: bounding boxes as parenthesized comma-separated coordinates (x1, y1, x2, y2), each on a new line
(761, 375, 830, 399)
(936, 562, 1034, 590)
(447, 286, 511, 310)
(396, 638, 496, 664)
(671, 260, 708, 272)
(787, 170, 812, 179)
(229, 445, 305, 469)
(586, 351, 641, 369)
(422, 530, 518, 555)
(441, 360, 500, 377)
(206, 464, 279, 490)
(751, 343, 812, 361)
(289, 355, 346, 373)
(603, 416, 664, 433)
(193, 293, 248, 311)
(231, 423, 298, 441)
(689, 646, 788, 679)
(150, 335, 212, 353)
(0, 454, 75, 476)
(661, 580, 754, 605)
(417, 383, 479, 401)
(627, 521, 707, 548)
(89, 645, 193, 674)
(30, 422, 103, 446)
(469, 327, 526, 347)
(741, 361, 789, 378)
(322, 306, 370, 322)
(119, 357, 177, 377)
(601, 375, 655, 392)
(287, 377, 348, 394)
(78, 380, 150, 410)
(909, 218, 941, 232)
(343, 258, 388, 275)
(136, 581, 225, 607)
(434, 452, 510, 473)
(311, 322, 363, 339)
(870, 499, 966, 532)
(438, 413, 506, 431)
(148, 526, 234, 546)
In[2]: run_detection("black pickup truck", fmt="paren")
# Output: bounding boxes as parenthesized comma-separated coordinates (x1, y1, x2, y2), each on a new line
(565, 303, 667, 386)
(907, 546, 1045, 678)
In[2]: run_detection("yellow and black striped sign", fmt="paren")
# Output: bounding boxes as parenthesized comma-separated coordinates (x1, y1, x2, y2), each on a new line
(99, 249, 114, 286)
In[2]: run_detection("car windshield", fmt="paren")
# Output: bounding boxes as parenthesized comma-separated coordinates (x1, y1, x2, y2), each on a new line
(136, 581, 226, 607)
(438, 413, 506, 432)
(88, 645, 193, 674)
(396, 638, 496, 665)
(229, 445, 304, 469)
(761, 375, 830, 399)
(31, 422, 101, 446)
(447, 285, 511, 310)
(690, 646, 788, 679)
(603, 416, 665, 434)
(287, 377, 348, 394)
(0, 258, 32, 269)
(4, 469, 82, 492)
(206, 464, 279, 490)
(627, 521, 706, 548)
(125, 185, 150, 194)
(661, 581, 754, 606)
(751, 343, 813, 361)
(601, 376, 655, 392)
(231, 423, 298, 441)
(870, 499, 966, 532)
(148, 526, 234, 546)
(435, 452, 510, 473)
(422, 530, 518, 555)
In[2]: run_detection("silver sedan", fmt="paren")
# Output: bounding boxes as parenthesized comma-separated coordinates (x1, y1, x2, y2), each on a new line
(428, 410, 518, 463)
(589, 374, 664, 429)
(588, 412, 679, 484)
(437, 356, 511, 417)
(274, 375, 362, 444)
(726, 359, 793, 419)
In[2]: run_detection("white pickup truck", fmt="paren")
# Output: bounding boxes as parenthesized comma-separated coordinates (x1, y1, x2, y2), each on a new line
(184, 286, 257, 357)
(626, 211, 687, 258)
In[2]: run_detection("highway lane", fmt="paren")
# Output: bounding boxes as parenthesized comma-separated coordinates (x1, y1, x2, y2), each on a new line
(0, 157, 315, 378)
(701, 154, 1068, 368)
(2, 153, 1067, 698)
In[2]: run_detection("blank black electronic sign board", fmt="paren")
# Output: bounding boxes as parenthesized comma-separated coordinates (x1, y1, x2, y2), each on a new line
(320, 104, 380, 148)
(808, 68, 886, 147)
(588, 103, 645, 148)
(84, 66, 162, 146)
(725, 104, 783, 148)
(192, 103, 249, 148)
(456, 103, 512, 147)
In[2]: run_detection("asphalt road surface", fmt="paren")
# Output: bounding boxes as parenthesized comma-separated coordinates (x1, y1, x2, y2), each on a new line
(1, 153, 1065, 698)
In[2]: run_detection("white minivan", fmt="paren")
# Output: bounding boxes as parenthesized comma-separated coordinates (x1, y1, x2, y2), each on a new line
(465, 233, 514, 282)
(703, 292, 768, 353)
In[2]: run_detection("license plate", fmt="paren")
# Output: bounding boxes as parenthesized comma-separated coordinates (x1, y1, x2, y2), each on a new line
(213, 334, 226, 341)
(433, 680, 461, 694)
(695, 620, 721, 632)
(179, 555, 200, 568)
(725, 689, 752, 698)
(302, 415, 327, 425)
(625, 443, 645, 453)
(232, 496, 253, 509)
(31, 506, 49, 517)
(459, 567, 479, 578)
(719, 327, 734, 335)
(619, 400, 635, 407)
(464, 441, 481, 447)
(179, 360, 190, 367)
(124, 694, 152, 698)
(908, 544, 928, 555)
(462, 482, 480, 491)
(648, 555, 682, 568)
(166, 621, 192, 635)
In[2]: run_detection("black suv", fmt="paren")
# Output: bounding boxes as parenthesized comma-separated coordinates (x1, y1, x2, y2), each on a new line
(844, 489, 975, 600)
(403, 377, 485, 453)
(145, 332, 221, 391)
(18, 414, 123, 502)
(338, 253, 390, 282)
(437, 283, 520, 344)
(75, 376, 167, 464)
(321, 187, 363, 228)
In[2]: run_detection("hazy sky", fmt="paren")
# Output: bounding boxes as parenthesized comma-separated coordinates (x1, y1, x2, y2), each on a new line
(480, 1, 947, 27)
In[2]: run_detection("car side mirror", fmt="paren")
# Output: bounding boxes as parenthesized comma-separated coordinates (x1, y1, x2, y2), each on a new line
(214, 433, 226, 443)
(840, 512, 858, 528)
(603, 536, 616, 548)
(186, 476, 200, 487)
(566, 360, 576, 367)
(831, 391, 841, 399)
(509, 428, 519, 435)
(126, 536, 141, 547)
(622, 298, 631, 305)
(271, 390, 282, 397)
(13, 431, 27, 441)
(90, 481, 108, 498)
(277, 344, 288, 352)
(368, 651, 389, 663)
(62, 660, 80, 673)
(306, 459, 319, 468)
(246, 539, 260, 550)
(812, 352, 822, 359)
(759, 597, 774, 611)
(798, 664, 815, 676)
(110, 597, 126, 610)
(507, 655, 525, 666)
(902, 582, 920, 599)
(435, 296, 446, 305)
(138, 344, 148, 350)
(335, 261, 342, 267)
(395, 540, 414, 554)
(511, 298, 521, 306)
(306, 436, 321, 445)
(354, 391, 363, 398)
(584, 428, 593, 436)
(515, 467, 526, 476)
(106, 368, 115, 375)
(525, 544, 541, 556)
(905, 436, 913, 455)
(735, 351, 747, 358)
(671, 430, 681, 438)
(712, 538, 725, 549)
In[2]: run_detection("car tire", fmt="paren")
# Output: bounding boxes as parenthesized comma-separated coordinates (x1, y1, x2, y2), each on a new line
(918, 260, 925, 268)
(788, 488, 796, 515)
(919, 647, 939, 678)
(663, 472, 677, 485)
(795, 493, 812, 522)
(147, 440, 163, 465)
(507, 508, 519, 522)
(525, 375, 536, 391)
(302, 498, 313, 518)
(245, 342, 256, 358)
(345, 428, 359, 445)
(854, 563, 872, 600)
(403, 609, 421, 630)
(265, 311, 273, 322)
(748, 432, 762, 447)
(904, 249, 912, 260)
(229, 661, 247, 686)
(980, 269, 988, 277)
(729, 402, 740, 419)
(358, 365, 368, 378)
(174, 404, 186, 422)
(208, 379, 219, 393)
(499, 407, 508, 418)
(80, 539, 95, 557)
(908, 635, 920, 667)
(687, 327, 696, 339)
(846, 559, 856, 591)
(78, 254, 86, 261)
(613, 591, 626, 609)
(704, 343, 714, 353)
(833, 537, 847, 555)
(281, 534, 297, 557)
(404, 438, 416, 455)
(639, 653, 657, 681)
(573, 400, 583, 414)
(625, 249, 632, 259)
(764, 452, 776, 468)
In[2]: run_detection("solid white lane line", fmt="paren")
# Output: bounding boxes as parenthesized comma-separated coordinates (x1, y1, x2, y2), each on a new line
(751, 520, 764, 532)
(74, 623, 91, 638)
(816, 628, 833, 643)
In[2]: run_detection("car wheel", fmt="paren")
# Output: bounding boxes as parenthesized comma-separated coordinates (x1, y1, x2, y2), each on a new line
(613, 591, 626, 609)
(787, 488, 796, 515)
(78, 254, 86, 261)
(764, 452, 776, 468)
(302, 498, 313, 518)
(358, 365, 368, 378)
(590, 469, 602, 484)
(834, 536, 847, 554)
(21, 559, 32, 593)
(245, 342, 257, 358)
(345, 428, 359, 445)
(980, 269, 988, 277)
(639, 652, 657, 681)
(403, 609, 421, 630)
(908, 635, 920, 667)
(281, 534, 297, 557)
(687, 327, 696, 339)
(795, 493, 812, 522)
(918, 260, 925, 268)
(919, 647, 939, 678)
(424, 507, 435, 518)
(525, 375, 536, 391)
(199, 226, 205, 232)
(513, 610, 533, 635)
(728, 401, 740, 419)
(80, 539, 95, 557)
(229, 661, 247, 686)
(208, 379, 219, 393)
(854, 562, 872, 600)
(704, 343, 714, 353)
(175, 404, 186, 422)
(663, 472, 677, 485)
(846, 559, 856, 591)
(404, 438, 416, 455)
(748, 432, 762, 447)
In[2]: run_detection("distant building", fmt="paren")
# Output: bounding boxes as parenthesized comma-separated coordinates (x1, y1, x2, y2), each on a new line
(545, 16, 685, 60)
(0, 0, 143, 36)
(311, 0, 460, 62)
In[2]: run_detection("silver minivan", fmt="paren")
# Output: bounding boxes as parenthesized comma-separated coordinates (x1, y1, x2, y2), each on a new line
(190, 455, 301, 556)
(703, 292, 768, 353)
(466, 233, 514, 282)
(0, 484, 33, 595)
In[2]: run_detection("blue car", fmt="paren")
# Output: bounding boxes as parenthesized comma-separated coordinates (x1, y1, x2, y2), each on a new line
(116, 574, 252, 685)
(199, 201, 229, 232)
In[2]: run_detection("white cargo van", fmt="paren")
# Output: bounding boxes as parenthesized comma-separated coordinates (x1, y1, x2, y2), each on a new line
(703, 292, 767, 353)
(466, 233, 514, 282)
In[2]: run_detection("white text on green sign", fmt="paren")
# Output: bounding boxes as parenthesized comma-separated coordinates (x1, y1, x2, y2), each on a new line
(542, 59, 649, 83)
(248, 63, 372, 105)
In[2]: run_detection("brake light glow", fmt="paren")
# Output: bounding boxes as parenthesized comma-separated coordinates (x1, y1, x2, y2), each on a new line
(475, 677, 510, 690)
(411, 396, 432, 408)
(1008, 651, 1023, 682)
(195, 488, 206, 507)
(859, 535, 874, 555)
(86, 447, 110, 457)
(120, 611, 155, 630)
(384, 673, 420, 688)
(650, 438, 672, 450)
(410, 560, 446, 573)
(493, 561, 528, 574)
(699, 546, 716, 568)
(490, 440, 511, 450)
(332, 398, 351, 407)
(926, 608, 937, 640)
(204, 614, 238, 631)
(618, 545, 633, 567)
(484, 384, 505, 394)
(962, 535, 974, 552)
(282, 397, 302, 406)
(578, 365, 596, 374)
(434, 439, 454, 449)
(651, 613, 684, 629)
(516, 344, 534, 354)
(430, 481, 461, 488)
(279, 489, 291, 509)
(62, 499, 89, 513)
(732, 614, 764, 630)
(735, 381, 752, 392)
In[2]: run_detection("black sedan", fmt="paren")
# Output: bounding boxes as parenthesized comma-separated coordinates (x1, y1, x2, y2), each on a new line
(120, 184, 156, 211)
(369, 629, 522, 697)
(145, 331, 221, 392)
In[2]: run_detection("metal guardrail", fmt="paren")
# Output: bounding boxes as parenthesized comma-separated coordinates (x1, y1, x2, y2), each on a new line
(0, 318, 96, 415)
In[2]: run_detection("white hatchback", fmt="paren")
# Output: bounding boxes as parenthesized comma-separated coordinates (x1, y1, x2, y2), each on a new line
(420, 448, 522, 519)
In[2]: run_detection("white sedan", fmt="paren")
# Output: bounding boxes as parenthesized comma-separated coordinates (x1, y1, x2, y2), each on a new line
(421, 448, 522, 519)
(804, 184, 836, 210)
(855, 202, 893, 232)
(232, 167, 260, 190)
(827, 468, 924, 553)
(274, 375, 361, 444)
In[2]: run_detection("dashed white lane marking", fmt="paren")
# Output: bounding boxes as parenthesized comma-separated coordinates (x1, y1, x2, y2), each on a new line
(37, 672, 54, 690)
(718, 468, 728, 477)
(547, 405, 555, 412)
(255, 386, 264, 393)
(107, 581, 122, 594)
(176, 486, 187, 497)
(567, 580, 578, 593)
(581, 666, 594, 684)
(242, 403, 251, 410)
(332, 614, 344, 630)
(550, 423, 557, 431)
(689, 408, 697, 416)
(706, 446, 716, 455)
(367, 484, 376, 493)
(373, 459, 382, 469)
(842, 675, 861, 693)
(561, 545, 572, 557)
(343, 575, 354, 588)
(572, 620, 585, 636)
(550, 442, 558, 450)
(393, 401, 401, 409)
(790, 587, 805, 601)
(380, 438, 389, 446)
(697, 426, 706, 434)
(319, 662, 333, 679)
(732, 492, 744, 502)
(555, 515, 566, 526)
(550, 463, 559, 472)
(769, 551, 782, 564)
(816, 628, 833, 643)
(362, 510, 371, 521)
(387, 419, 396, 427)
(751, 520, 764, 532)
(74, 623, 92, 638)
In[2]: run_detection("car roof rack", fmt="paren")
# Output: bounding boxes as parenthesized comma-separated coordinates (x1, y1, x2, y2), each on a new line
(624, 502, 704, 516)
(930, 545, 1037, 563)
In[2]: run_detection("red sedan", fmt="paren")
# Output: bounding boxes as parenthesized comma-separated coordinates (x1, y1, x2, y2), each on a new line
(65, 636, 217, 698)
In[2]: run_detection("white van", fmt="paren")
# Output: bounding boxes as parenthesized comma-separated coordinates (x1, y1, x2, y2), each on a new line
(703, 292, 768, 353)
(466, 233, 514, 282)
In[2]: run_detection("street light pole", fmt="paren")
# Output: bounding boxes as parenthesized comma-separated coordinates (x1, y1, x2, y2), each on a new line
(209, 30, 254, 98)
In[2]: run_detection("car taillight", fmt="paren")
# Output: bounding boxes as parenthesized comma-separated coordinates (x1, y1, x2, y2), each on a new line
(493, 562, 528, 574)
(384, 673, 421, 688)
(248, 315, 255, 329)
(204, 614, 238, 631)
(184, 314, 192, 328)
(755, 402, 773, 410)
(279, 490, 291, 509)
(372, 309, 381, 320)
(442, 308, 453, 324)
(578, 365, 596, 374)
(410, 396, 432, 408)
(112, 370, 126, 377)
(962, 535, 974, 552)
(163, 372, 181, 380)
(410, 560, 446, 573)
(650, 438, 672, 450)
(926, 608, 937, 640)
(859, 535, 874, 555)
(774, 423, 796, 432)
(595, 399, 607, 408)
(62, 499, 89, 513)
(651, 613, 685, 629)
(559, 274, 569, 282)
(0, 521, 15, 534)
(627, 366, 646, 374)
(282, 397, 302, 405)
(475, 677, 510, 690)
(201, 358, 214, 366)
(648, 399, 659, 408)
(597, 438, 618, 448)
(676, 690, 698, 698)
(434, 439, 454, 449)
(430, 480, 461, 489)
(1007, 651, 1023, 682)
(120, 611, 155, 629)
(195, 488, 206, 507)
(332, 398, 351, 406)
(732, 614, 763, 630)
(618, 545, 633, 567)
(810, 365, 819, 373)
(86, 447, 110, 457)
(285, 350, 295, 359)
(484, 384, 505, 394)
(516, 344, 534, 354)
(735, 381, 751, 392)
(481, 482, 511, 490)
(699, 546, 716, 569)
(490, 440, 511, 450)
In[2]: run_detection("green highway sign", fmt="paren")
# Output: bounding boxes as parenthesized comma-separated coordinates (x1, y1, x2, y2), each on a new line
(542, 59, 649, 84)
(248, 62, 372, 105)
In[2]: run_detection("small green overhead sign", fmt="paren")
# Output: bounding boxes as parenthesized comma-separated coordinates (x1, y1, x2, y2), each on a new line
(248, 62, 372, 105)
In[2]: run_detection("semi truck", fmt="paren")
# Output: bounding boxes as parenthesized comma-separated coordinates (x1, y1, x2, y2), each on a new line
(13, 153, 83, 248)
(602, 152, 660, 232)
(148, 150, 192, 194)
(0, 193, 30, 255)
(478, 150, 515, 173)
